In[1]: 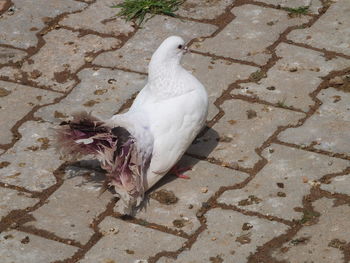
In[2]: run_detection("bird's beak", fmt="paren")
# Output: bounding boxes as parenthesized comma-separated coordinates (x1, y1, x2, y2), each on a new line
(182, 45, 190, 54)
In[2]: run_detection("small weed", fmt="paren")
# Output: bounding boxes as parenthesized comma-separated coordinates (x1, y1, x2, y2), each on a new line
(277, 98, 287, 108)
(284, 6, 309, 16)
(112, 0, 184, 25)
(299, 209, 320, 225)
(249, 70, 267, 82)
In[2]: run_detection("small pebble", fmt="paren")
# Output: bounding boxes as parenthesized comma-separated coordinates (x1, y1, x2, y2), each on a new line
(242, 222, 253, 231)
(201, 187, 208, 193)
(329, 76, 344, 85)
(84, 56, 93, 63)
(277, 192, 286, 197)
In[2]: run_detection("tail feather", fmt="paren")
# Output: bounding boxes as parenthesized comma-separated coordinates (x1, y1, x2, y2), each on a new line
(55, 111, 114, 158)
(54, 111, 148, 214)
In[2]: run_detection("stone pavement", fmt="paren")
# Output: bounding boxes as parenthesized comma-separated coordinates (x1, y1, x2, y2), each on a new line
(0, 0, 349, 262)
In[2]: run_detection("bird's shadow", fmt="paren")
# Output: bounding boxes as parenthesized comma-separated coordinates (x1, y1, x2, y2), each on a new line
(148, 126, 219, 191)
(136, 126, 219, 212)
(66, 126, 219, 213)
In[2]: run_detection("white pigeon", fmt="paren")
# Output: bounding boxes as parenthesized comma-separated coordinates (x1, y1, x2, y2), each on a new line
(55, 36, 208, 214)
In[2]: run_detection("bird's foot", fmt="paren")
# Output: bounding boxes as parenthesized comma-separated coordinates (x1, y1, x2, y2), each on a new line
(170, 165, 192, 179)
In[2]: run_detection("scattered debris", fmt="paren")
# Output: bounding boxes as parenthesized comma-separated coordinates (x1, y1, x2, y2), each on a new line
(101, 227, 119, 236)
(328, 238, 346, 250)
(290, 236, 309, 245)
(54, 111, 68, 119)
(308, 180, 320, 187)
(0, 87, 11, 97)
(172, 219, 186, 228)
(299, 209, 320, 225)
(332, 95, 341, 103)
(235, 233, 251, 244)
(218, 135, 233, 143)
(329, 76, 344, 85)
(20, 236, 30, 244)
(37, 137, 50, 150)
(30, 70, 42, 79)
(277, 98, 288, 108)
(238, 195, 262, 206)
(94, 89, 108, 95)
(329, 75, 350, 92)
(246, 109, 257, 119)
(228, 120, 237, 125)
(0, 161, 10, 168)
(209, 255, 223, 263)
(277, 191, 286, 197)
(242, 222, 253, 231)
(200, 187, 208, 193)
(277, 182, 284, 188)
(249, 70, 267, 82)
(3, 234, 14, 240)
(83, 99, 100, 107)
(125, 249, 135, 254)
(150, 189, 178, 204)
(84, 56, 94, 63)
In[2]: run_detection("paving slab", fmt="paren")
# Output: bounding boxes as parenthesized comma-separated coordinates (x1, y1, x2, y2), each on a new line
(25, 166, 113, 244)
(194, 4, 309, 65)
(0, 187, 38, 219)
(0, 230, 78, 263)
(278, 87, 350, 155)
(59, 0, 134, 36)
(258, 0, 322, 14)
(21, 29, 119, 92)
(0, 121, 61, 191)
(288, 0, 350, 55)
(134, 156, 249, 235)
(80, 216, 186, 263)
(35, 68, 146, 123)
(159, 208, 288, 262)
(0, 80, 61, 145)
(0, 0, 87, 49)
(272, 198, 350, 263)
(232, 43, 350, 111)
(93, 15, 217, 72)
(218, 144, 349, 220)
(0, 46, 27, 64)
(0, 65, 23, 81)
(188, 100, 305, 169)
(183, 52, 258, 120)
(321, 173, 350, 195)
(177, 0, 234, 20)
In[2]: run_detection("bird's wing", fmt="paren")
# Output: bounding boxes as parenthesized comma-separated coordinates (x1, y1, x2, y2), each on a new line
(147, 89, 208, 175)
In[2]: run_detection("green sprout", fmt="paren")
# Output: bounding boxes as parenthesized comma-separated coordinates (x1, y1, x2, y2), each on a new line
(284, 6, 309, 15)
(112, 0, 184, 25)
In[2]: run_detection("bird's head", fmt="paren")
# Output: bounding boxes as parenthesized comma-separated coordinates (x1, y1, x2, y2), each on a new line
(149, 36, 188, 70)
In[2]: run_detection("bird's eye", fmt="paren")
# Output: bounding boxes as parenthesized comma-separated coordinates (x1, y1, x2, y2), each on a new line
(177, 44, 183, 49)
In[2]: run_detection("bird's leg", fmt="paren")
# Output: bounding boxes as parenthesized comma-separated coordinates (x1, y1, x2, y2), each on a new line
(169, 165, 192, 179)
